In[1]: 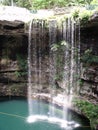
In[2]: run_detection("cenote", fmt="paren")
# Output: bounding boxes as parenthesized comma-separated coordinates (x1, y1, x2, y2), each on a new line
(0, 1, 98, 130)
(0, 98, 90, 130)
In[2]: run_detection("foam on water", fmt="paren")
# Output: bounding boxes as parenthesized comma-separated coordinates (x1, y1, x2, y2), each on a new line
(27, 115, 80, 129)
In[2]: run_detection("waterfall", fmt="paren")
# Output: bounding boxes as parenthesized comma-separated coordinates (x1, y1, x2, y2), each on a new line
(37, 20, 44, 115)
(28, 20, 33, 116)
(62, 19, 69, 121)
(49, 20, 57, 117)
(62, 17, 81, 122)
(77, 20, 81, 93)
(27, 17, 81, 129)
(63, 18, 71, 94)
(27, 19, 46, 117)
(70, 19, 75, 94)
(11, 0, 14, 6)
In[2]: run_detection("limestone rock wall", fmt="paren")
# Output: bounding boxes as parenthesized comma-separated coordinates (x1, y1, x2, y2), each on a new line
(0, 17, 98, 104)
(0, 26, 51, 97)
(79, 26, 98, 104)
(0, 35, 28, 96)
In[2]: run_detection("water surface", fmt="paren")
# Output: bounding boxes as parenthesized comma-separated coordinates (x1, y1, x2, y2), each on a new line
(0, 99, 91, 130)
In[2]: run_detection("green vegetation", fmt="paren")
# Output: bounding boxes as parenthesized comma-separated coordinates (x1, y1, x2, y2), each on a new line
(16, 54, 27, 78)
(79, 10, 92, 24)
(28, 0, 95, 9)
(72, 7, 94, 26)
(0, 0, 97, 10)
(74, 99, 98, 129)
(90, 0, 98, 9)
(16, 54, 27, 71)
(0, 0, 31, 8)
(0, 0, 98, 25)
(31, 0, 68, 9)
(81, 49, 98, 65)
(0, 0, 98, 129)
(71, 0, 98, 25)
(51, 41, 67, 52)
(51, 41, 67, 80)
(77, 79, 84, 87)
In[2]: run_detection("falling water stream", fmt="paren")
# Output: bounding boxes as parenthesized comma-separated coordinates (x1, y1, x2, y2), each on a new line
(28, 20, 33, 116)
(0, 4, 91, 130)
(27, 17, 87, 130)
(49, 20, 57, 117)
(62, 18, 81, 124)
(70, 19, 75, 94)
(11, 0, 14, 6)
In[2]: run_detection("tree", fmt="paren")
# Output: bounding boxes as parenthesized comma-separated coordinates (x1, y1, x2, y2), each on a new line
(0, 0, 94, 9)
(14, 0, 31, 9)
(0, 0, 10, 5)
(91, 0, 98, 5)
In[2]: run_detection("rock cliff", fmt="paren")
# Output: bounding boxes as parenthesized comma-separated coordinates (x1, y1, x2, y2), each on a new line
(0, 6, 98, 105)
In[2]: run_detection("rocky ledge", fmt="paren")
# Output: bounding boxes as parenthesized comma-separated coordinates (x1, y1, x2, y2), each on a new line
(1, 6, 98, 35)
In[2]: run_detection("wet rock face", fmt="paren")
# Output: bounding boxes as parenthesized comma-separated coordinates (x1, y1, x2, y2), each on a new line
(81, 26, 98, 56)
(80, 67, 98, 103)
(0, 35, 28, 97)
(80, 26, 98, 103)
(81, 67, 98, 83)
(0, 20, 25, 35)
(0, 15, 98, 103)
(0, 30, 51, 97)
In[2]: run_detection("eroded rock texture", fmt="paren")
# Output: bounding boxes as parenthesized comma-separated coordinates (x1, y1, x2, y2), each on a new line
(80, 26, 98, 103)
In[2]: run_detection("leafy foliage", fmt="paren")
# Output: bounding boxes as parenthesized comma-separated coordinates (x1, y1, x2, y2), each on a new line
(77, 79, 83, 87)
(72, 8, 93, 24)
(15, 0, 31, 9)
(29, 0, 94, 9)
(0, 0, 10, 5)
(81, 49, 98, 65)
(74, 99, 98, 129)
(16, 54, 27, 78)
(79, 9, 93, 24)
(29, 0, 67, 9)
(91, 0, 98, 5)
(51, 41, 67, 80)
(72, 8, 80, 19)
(51, 41, 68, 52)
(16, 54, 27, 70)
(0, 0, 31, 9)
(0, 0, 97, 10)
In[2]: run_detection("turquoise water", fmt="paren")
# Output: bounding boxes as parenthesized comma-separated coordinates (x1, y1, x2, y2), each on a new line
(0, 99, 91, 130)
